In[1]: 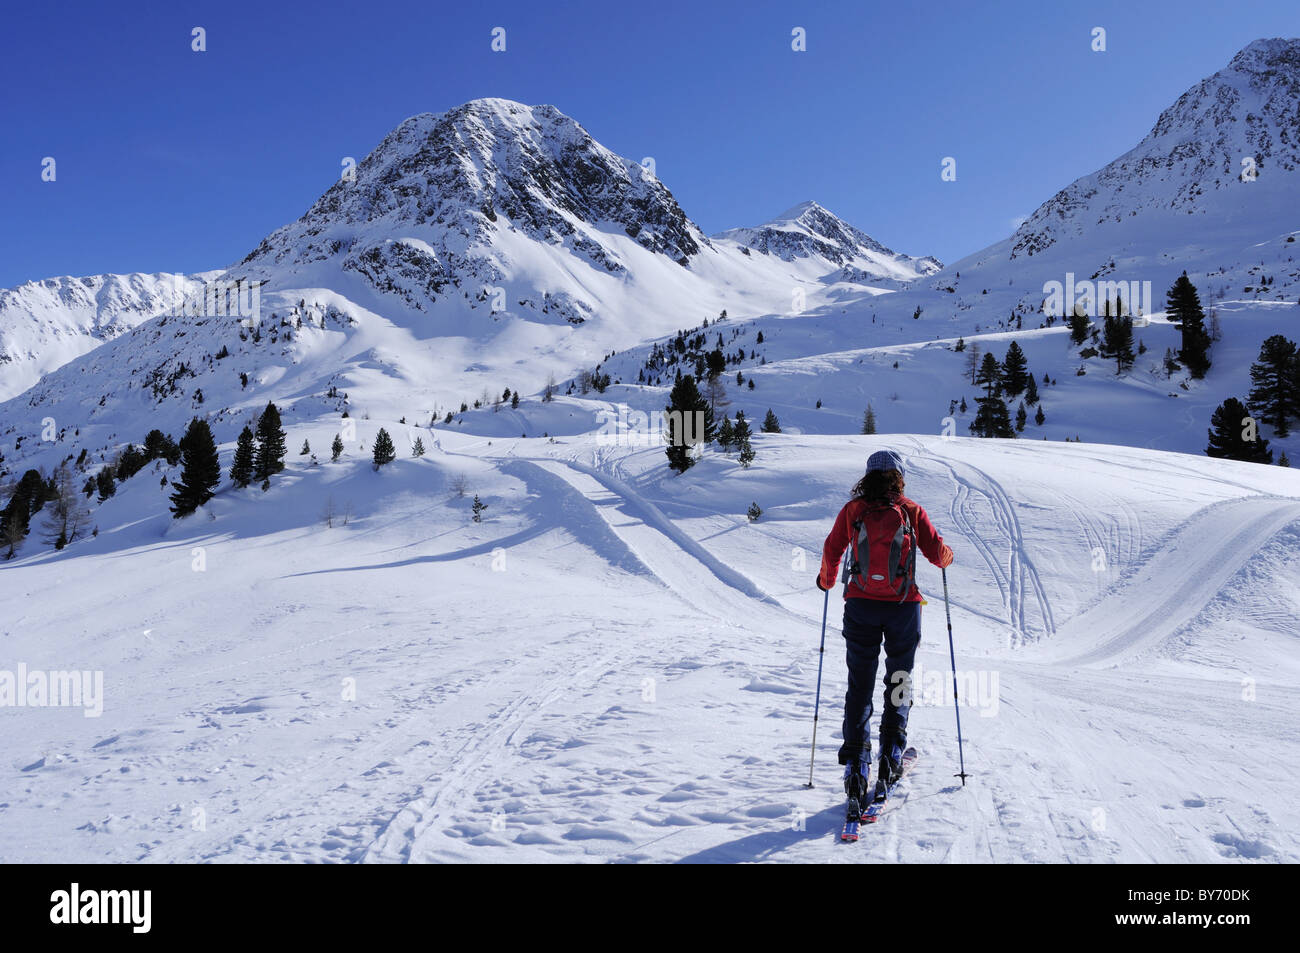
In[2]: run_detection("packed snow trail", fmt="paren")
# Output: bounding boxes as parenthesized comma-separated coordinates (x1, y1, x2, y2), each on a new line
(1035, 495, 1300, 667)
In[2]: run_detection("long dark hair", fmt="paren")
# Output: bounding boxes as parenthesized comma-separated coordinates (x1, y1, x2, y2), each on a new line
(851, 468, 904, 502)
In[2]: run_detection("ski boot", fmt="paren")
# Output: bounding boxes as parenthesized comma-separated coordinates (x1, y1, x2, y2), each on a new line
(840, 756, 871, 842)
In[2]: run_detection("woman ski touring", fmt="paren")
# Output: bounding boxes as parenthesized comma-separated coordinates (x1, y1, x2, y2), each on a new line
(816, 449, 953, 836)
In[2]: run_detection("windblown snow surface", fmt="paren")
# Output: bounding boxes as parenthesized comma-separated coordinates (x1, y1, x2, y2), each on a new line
(1, 425, 1297, 863)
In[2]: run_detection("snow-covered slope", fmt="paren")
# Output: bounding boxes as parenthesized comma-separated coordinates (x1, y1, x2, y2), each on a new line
(1006, 37, 1300, 261)
(1, 430, 1296, 862)
(940, 37, 1300, 307)
(0, 272, 215, 402)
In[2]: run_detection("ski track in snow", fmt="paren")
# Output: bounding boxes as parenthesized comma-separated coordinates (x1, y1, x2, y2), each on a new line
(903, 439, 1056, 645)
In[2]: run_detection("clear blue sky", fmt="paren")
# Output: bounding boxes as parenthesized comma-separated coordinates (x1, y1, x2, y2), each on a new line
(1, 0, 1294, 287)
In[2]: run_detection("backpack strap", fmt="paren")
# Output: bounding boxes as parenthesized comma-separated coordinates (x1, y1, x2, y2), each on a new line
(841, 518, 864, 593)
(892, 506, 917, 603)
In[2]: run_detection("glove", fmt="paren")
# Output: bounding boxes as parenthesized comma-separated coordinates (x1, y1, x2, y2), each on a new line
(816, 572, 831, 592)
(938, 546, 954, 569)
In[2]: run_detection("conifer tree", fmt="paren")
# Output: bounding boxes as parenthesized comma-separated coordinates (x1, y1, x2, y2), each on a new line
(706, 348, 726, 379)
(170, 418, 221, 517)
(331, 434, 344, 462)
(95, 467, 116, 502)
(372, 428, 396, 467)
(412, 436, 426, 457)
(471, 494, 487, 522)
(300, 439, 310, 455)
(1067, 307, 1091, 346)
(1015, 402, 1027, 432)
(1001, 342, 1029, 396)
(253, 402, 287, 482)
(0, 469, 51, 543)
(665, 375, 713, 473)
(735, 412, 756, 468)
(761, 409, 781, 433)
(1247, 334, 1297, 437)
(862, 404, 878, 434)
(1100, 315, 1136, 374)
(976, 352, 1003, 398)
(717, 416, 735, 451)
(144, 429, 180, 464)
(1205, 398, 1272, 463)
(1034, 404, 1045, 426)
(1167, 272, 1211, 378)
(230, 425, 255, 487)
(1024, 373, 1039, 406)
(971, 396, 1014, 438)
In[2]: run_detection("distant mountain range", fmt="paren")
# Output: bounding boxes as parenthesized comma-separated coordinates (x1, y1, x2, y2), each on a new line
(2, 38, 1298, 480)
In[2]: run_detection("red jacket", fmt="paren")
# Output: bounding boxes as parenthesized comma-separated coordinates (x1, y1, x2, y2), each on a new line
(819, 495, 952, 602)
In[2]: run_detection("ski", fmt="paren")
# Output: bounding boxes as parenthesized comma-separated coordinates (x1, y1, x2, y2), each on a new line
(840, 802, 862, 842)
(863, 747, 918, 823)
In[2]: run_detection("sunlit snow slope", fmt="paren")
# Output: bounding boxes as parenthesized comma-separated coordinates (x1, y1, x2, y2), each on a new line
(1, 430, 1296, 863)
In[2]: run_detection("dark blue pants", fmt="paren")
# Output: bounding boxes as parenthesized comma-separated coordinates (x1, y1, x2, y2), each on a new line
(837, 598, 922, 767)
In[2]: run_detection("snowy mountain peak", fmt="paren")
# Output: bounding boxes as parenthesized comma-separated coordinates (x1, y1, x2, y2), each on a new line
(1008, 37, 1300, 260)
(1227, 36, 1300, 72)
(237, 98, 706, 306)
(714, 201, 941, 283)
(767, 199, 832, 224)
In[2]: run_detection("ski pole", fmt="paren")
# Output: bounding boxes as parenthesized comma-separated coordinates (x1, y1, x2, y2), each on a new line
(804, 586, 830, 789)
(942, 567, 970, 785)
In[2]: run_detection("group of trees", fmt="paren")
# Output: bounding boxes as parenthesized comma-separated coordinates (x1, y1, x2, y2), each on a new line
(227, 402, 287, 493)
(1204, 333, 1300, 464)
(1, 424, 194, 555)
(170, 401, 288, 517)
(1, 469, 57, 558)
(969, 342, 1044, 437)
(637, 314, 764, 390)
(664, 374, 759, 472)
(369, 428, 434, 468)
(717, 411, 756, 468)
